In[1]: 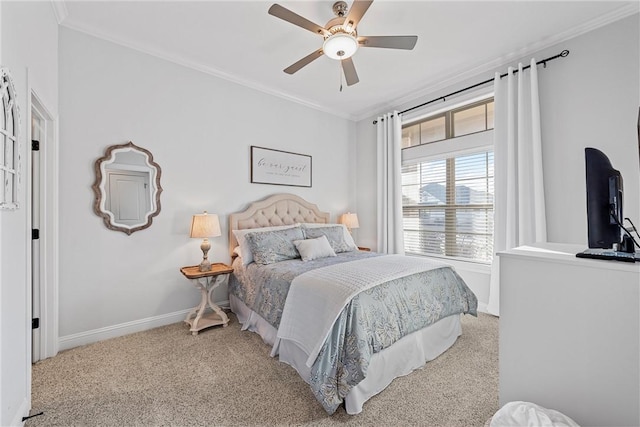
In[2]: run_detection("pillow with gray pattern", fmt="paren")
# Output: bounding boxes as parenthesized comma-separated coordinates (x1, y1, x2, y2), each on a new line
(301, 224, 357, 253)
(244, 227, 304, 265)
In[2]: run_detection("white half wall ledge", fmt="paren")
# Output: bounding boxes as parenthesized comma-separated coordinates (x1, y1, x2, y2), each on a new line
(58, 299, 230, 351)
(10, 398, 29, 427)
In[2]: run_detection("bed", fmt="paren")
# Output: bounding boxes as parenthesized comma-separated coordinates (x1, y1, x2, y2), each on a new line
(228, 193, 477, 415)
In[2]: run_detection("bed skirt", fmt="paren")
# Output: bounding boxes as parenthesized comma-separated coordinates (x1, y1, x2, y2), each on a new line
(229, 293, 462, 414)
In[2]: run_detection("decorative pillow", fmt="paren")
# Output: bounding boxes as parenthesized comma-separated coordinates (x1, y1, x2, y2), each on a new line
(293, 236, 337, 261)
(300, 223, 358, 251)
(233, 224, 298, 265)
(301, 224, 357, 253)
(244, 227, 305, 265)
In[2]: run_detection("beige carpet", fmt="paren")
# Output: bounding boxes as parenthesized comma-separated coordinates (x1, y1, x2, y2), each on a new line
(27, 312, 498, 426)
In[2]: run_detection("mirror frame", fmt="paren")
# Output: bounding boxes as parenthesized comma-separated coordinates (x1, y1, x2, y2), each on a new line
(92, 141, 163, 235)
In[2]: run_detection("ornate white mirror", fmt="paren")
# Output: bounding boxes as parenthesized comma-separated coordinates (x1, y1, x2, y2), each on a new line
(92, 141, 162, 235)
(0, 68, 20, 210)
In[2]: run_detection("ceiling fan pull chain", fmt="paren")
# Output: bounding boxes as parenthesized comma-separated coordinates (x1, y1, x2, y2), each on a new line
(339, 63, 344, 92)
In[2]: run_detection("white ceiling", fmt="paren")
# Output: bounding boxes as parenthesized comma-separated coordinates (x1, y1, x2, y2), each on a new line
(56, 0, 639, 121)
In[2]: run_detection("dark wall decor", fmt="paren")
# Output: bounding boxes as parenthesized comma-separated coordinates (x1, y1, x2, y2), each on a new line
(251, 146, 312, 187)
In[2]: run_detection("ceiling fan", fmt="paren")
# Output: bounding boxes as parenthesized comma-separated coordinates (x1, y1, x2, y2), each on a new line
(268, 0, 418, 87)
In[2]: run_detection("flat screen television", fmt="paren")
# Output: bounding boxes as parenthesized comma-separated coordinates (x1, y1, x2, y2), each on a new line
(585, 147, 624, 249)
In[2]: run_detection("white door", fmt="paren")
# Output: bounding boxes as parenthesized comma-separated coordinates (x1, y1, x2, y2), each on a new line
(30, 93, 58, 362)
(31, 107, 43, 362)
(106, 171, 150, 226)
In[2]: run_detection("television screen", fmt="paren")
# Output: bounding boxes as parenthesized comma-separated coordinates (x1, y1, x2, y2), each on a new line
(585, 147, 623, 249)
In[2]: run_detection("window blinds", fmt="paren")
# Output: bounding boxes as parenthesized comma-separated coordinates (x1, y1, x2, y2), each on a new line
(401, 150, 494, 263)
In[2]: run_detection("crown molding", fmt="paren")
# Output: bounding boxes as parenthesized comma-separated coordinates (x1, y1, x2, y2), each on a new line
(50, 0, 68, 25)
(58, 20, 356, 122)
(353, 3, 640, 122)
(56, 2, 637, 123)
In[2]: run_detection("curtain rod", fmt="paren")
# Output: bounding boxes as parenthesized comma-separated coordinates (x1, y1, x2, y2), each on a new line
(372, 49, 570, 125)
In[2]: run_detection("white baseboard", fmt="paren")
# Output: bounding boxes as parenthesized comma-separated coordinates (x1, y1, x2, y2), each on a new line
(58, 300, 230, 352)
(476, 301, 489, 314)
(57, 297, 486, 352)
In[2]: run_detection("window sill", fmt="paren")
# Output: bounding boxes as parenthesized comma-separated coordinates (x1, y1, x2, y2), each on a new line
(405, 252, 491, 274)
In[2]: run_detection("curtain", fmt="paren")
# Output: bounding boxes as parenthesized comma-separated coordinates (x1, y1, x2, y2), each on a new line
(487, 59, 547, 316)
(376, 112, 405, 255)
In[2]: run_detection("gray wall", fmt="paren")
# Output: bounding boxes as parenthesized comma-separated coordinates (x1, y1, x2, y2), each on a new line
(538, 14, 639, 243)
(355, 14, 640, 310)
(0, 1, 59, 425)
(58, 28, 357, 342)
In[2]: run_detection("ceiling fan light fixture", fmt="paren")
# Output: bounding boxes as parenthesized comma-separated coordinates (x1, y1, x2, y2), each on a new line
(269, 1, 418, 86)
(323, 33, 358, 60)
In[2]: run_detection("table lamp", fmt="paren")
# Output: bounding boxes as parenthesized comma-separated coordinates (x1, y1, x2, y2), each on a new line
(190, 211, 221, 272)
(338, 212, 359, 234)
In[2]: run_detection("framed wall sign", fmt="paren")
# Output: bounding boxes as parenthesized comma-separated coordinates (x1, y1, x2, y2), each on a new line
(251, 146, 312, 187)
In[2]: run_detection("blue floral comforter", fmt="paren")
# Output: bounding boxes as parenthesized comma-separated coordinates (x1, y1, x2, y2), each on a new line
(229, 252, 477, 414)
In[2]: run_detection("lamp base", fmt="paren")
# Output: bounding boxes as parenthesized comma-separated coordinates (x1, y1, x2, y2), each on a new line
(198, 259, 212, 272)
(199, 238, 212, 271)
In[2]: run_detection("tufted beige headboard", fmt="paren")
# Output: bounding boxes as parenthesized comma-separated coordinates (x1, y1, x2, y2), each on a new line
(228, 193, 331, 256)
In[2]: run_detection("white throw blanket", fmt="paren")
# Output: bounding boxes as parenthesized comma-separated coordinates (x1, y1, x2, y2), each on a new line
(276, 254, 450, 367)
(490, 401, 580, 427)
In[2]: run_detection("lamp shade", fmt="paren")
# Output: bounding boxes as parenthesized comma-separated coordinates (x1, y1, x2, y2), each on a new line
(190, 212, 221, 238)
(338, 212, 359, 230)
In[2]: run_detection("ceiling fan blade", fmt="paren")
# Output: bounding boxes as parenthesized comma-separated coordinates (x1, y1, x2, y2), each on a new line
(343, 0, 373, 31)
(284, 49, 324, 75)
(268, 4, 330, 37)
(341, 57, 360, 86)
(358, 35, 418, 50)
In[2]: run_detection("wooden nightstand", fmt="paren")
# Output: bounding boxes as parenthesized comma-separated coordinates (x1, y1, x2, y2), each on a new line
(180, 263, 233, 335)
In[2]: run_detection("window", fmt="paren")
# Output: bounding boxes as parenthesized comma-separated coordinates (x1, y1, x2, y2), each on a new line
(0, 68, 20, 210)
(401, 98, 494, 263)
(401, 114, 446, 148)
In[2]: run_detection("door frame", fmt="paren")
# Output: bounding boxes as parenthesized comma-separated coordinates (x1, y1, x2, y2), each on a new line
(28, 88, 59, 362)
